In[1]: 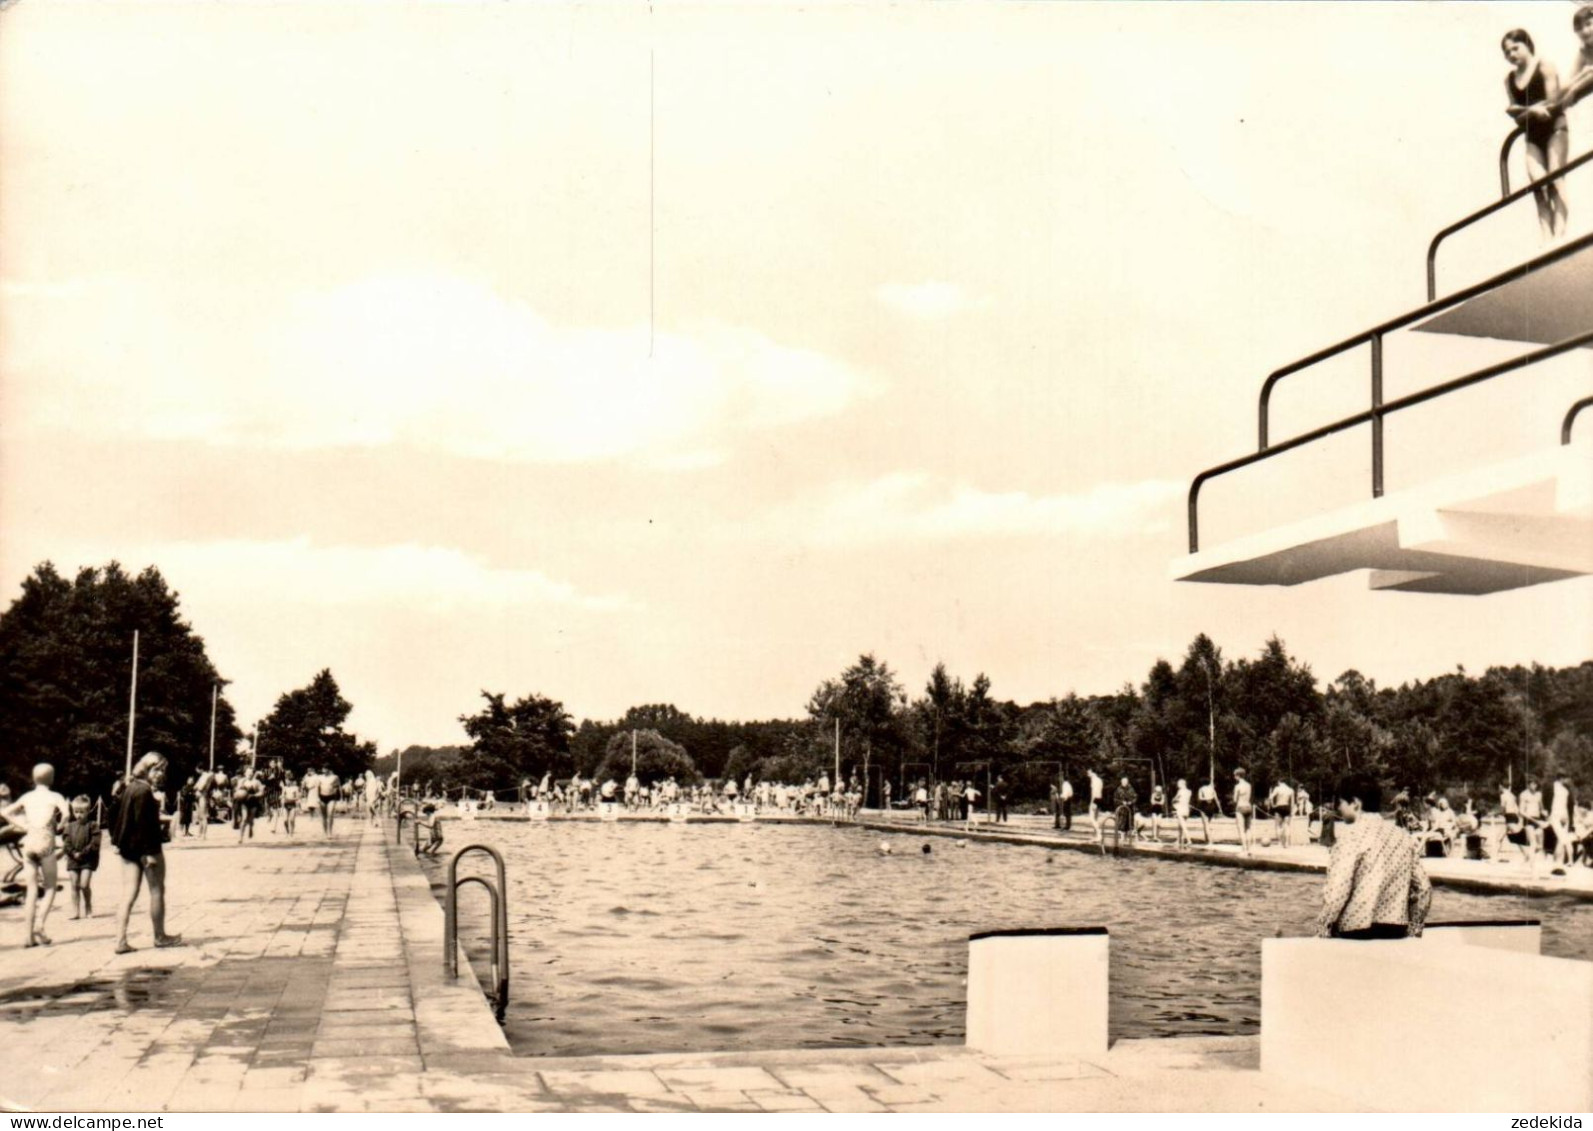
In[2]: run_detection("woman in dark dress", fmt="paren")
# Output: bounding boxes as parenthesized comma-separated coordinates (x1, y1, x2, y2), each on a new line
(112, 752, 181, 954)
(1503, 29, 1569, 240)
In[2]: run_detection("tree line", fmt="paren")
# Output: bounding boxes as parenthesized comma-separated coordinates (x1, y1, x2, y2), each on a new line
(385, 637, 1593, 808)
(4, 560, 1587, 806)
(0, 563, 376, 798)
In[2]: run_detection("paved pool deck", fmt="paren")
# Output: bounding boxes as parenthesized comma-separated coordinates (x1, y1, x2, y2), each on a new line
(0, 820, 1367, 1113)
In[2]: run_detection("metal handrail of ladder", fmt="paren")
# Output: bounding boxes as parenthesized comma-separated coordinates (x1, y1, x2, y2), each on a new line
(394, 807, 424, 857)
(444, 844, 510, 1023)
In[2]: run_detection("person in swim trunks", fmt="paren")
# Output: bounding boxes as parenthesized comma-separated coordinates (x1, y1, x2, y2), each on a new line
(1, 764, 72, 946)
(1195, 780, 1221, 845)
(1232, 769, 1254, 856)
(1148, 782, 1166, 843)
(280, 775, 300, 837)
(1172, 778, 1194, 849)
(1268, 779, 1295, 847)
(1519, 779, 1547, 861)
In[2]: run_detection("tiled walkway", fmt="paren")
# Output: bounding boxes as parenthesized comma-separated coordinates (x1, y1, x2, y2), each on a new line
(1, 822, 1350, 1112)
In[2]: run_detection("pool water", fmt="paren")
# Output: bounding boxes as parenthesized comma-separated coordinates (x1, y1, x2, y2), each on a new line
(423, 821, 1593, 1057)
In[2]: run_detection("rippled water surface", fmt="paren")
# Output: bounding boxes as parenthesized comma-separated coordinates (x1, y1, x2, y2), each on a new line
(424, 821, 1593, 1057)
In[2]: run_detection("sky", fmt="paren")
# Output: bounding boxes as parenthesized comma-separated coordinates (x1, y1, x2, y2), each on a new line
(3, 2, 1591, 750)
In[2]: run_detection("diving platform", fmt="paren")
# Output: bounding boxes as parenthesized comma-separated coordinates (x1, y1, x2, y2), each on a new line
(1179, 161, 1593, 594)
(1416, 239, 1593, 347)
(1172, 440, 1593, 594)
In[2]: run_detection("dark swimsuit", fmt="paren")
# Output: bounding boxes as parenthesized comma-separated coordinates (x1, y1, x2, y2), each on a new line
(1511, 64, 1568, 151)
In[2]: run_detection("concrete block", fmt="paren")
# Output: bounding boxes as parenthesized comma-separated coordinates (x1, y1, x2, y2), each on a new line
(1422, 919, 1541, 954)
(964, 928, 1109, 1059)
(1261, 937, 1592, 1111)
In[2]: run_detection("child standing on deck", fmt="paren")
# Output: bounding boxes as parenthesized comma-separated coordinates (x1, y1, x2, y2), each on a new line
(62, 796, 101, 919)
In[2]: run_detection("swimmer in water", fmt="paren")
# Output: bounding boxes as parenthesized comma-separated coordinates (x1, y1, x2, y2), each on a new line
(1, 764, 72, 946)
(921, 843, 932, 855)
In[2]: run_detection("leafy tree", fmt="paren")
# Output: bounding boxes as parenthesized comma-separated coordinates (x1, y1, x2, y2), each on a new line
(1319, 694, 1393, 781)
(259, 669, 375, 780)
(457, 691, 575, 791)
(808, 653, 910, 788)
(0, 561, 242, 799)
(1010, 694, 1105, 799)
(1432, 670, 1533, 792)
(593, 729, 699, 785)
(915, 662, 962, 782)
(958, 673, 1015, 776)
(723, 744, 758, 784)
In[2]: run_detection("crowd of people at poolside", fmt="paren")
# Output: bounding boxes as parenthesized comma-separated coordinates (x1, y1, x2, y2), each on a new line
(481, 770, 869, 820)
(894, 767, 1593, 873)
(173, 761, 394, 842)
(0, 754, 399, 953)
(5, 749, 1589, 954)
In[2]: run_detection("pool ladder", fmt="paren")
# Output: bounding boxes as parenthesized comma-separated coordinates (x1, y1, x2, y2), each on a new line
(394, 808, 425, 857)
(444, 844, 511, 1024)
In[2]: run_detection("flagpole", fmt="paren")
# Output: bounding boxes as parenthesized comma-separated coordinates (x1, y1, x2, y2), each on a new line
(124, 630, 140, 779)
(834, 718, 840, 786)
(631, 729, 637, 776)
(208, 684, 219, 774)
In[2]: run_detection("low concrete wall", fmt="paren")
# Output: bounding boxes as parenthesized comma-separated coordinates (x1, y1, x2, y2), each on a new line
(1261, 937, 1592, 1111)
(1422, 919, 1542, 954)
(964, 928, 1108, 1059)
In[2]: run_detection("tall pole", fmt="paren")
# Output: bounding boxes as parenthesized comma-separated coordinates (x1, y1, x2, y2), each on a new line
(207, 684, 219, 774)
(124, 630, 140, 779)
(834, 718, 841, 786)
(1205, 656, 1217, 787)
(631, 729, 638, 776)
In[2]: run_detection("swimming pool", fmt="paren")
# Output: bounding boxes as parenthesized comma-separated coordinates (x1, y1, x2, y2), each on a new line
(424, 820, 1593, 1057)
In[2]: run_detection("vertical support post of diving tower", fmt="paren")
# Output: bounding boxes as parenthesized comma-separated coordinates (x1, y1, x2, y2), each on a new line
(1370, 332, 1384, 498)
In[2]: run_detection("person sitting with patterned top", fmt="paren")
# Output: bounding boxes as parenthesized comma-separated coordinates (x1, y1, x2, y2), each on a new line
(1317, 772, 1432, 940)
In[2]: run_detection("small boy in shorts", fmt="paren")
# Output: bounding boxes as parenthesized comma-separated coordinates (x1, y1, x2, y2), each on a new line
(62, 795, 101, 919)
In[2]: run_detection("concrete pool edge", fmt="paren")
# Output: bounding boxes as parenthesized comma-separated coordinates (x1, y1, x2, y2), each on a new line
(848, 816, 1593, 900)
(383, 833, 515, 1062)
(445, 807, 1593, 900)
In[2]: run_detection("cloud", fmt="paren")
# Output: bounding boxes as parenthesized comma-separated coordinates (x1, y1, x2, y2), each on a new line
(875, 281, 986, 319)
(102, 538, 631, 615)
(8, 274, 884, 467)
(769, 473, 1184, 545)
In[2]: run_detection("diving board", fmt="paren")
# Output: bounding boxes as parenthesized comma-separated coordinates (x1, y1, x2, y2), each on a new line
(1418, 241, 1593, 347)
(1173, 440, 1593, 593)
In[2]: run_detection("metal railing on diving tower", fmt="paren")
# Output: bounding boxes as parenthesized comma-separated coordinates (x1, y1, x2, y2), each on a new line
(1185, 131, 1593, 559)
